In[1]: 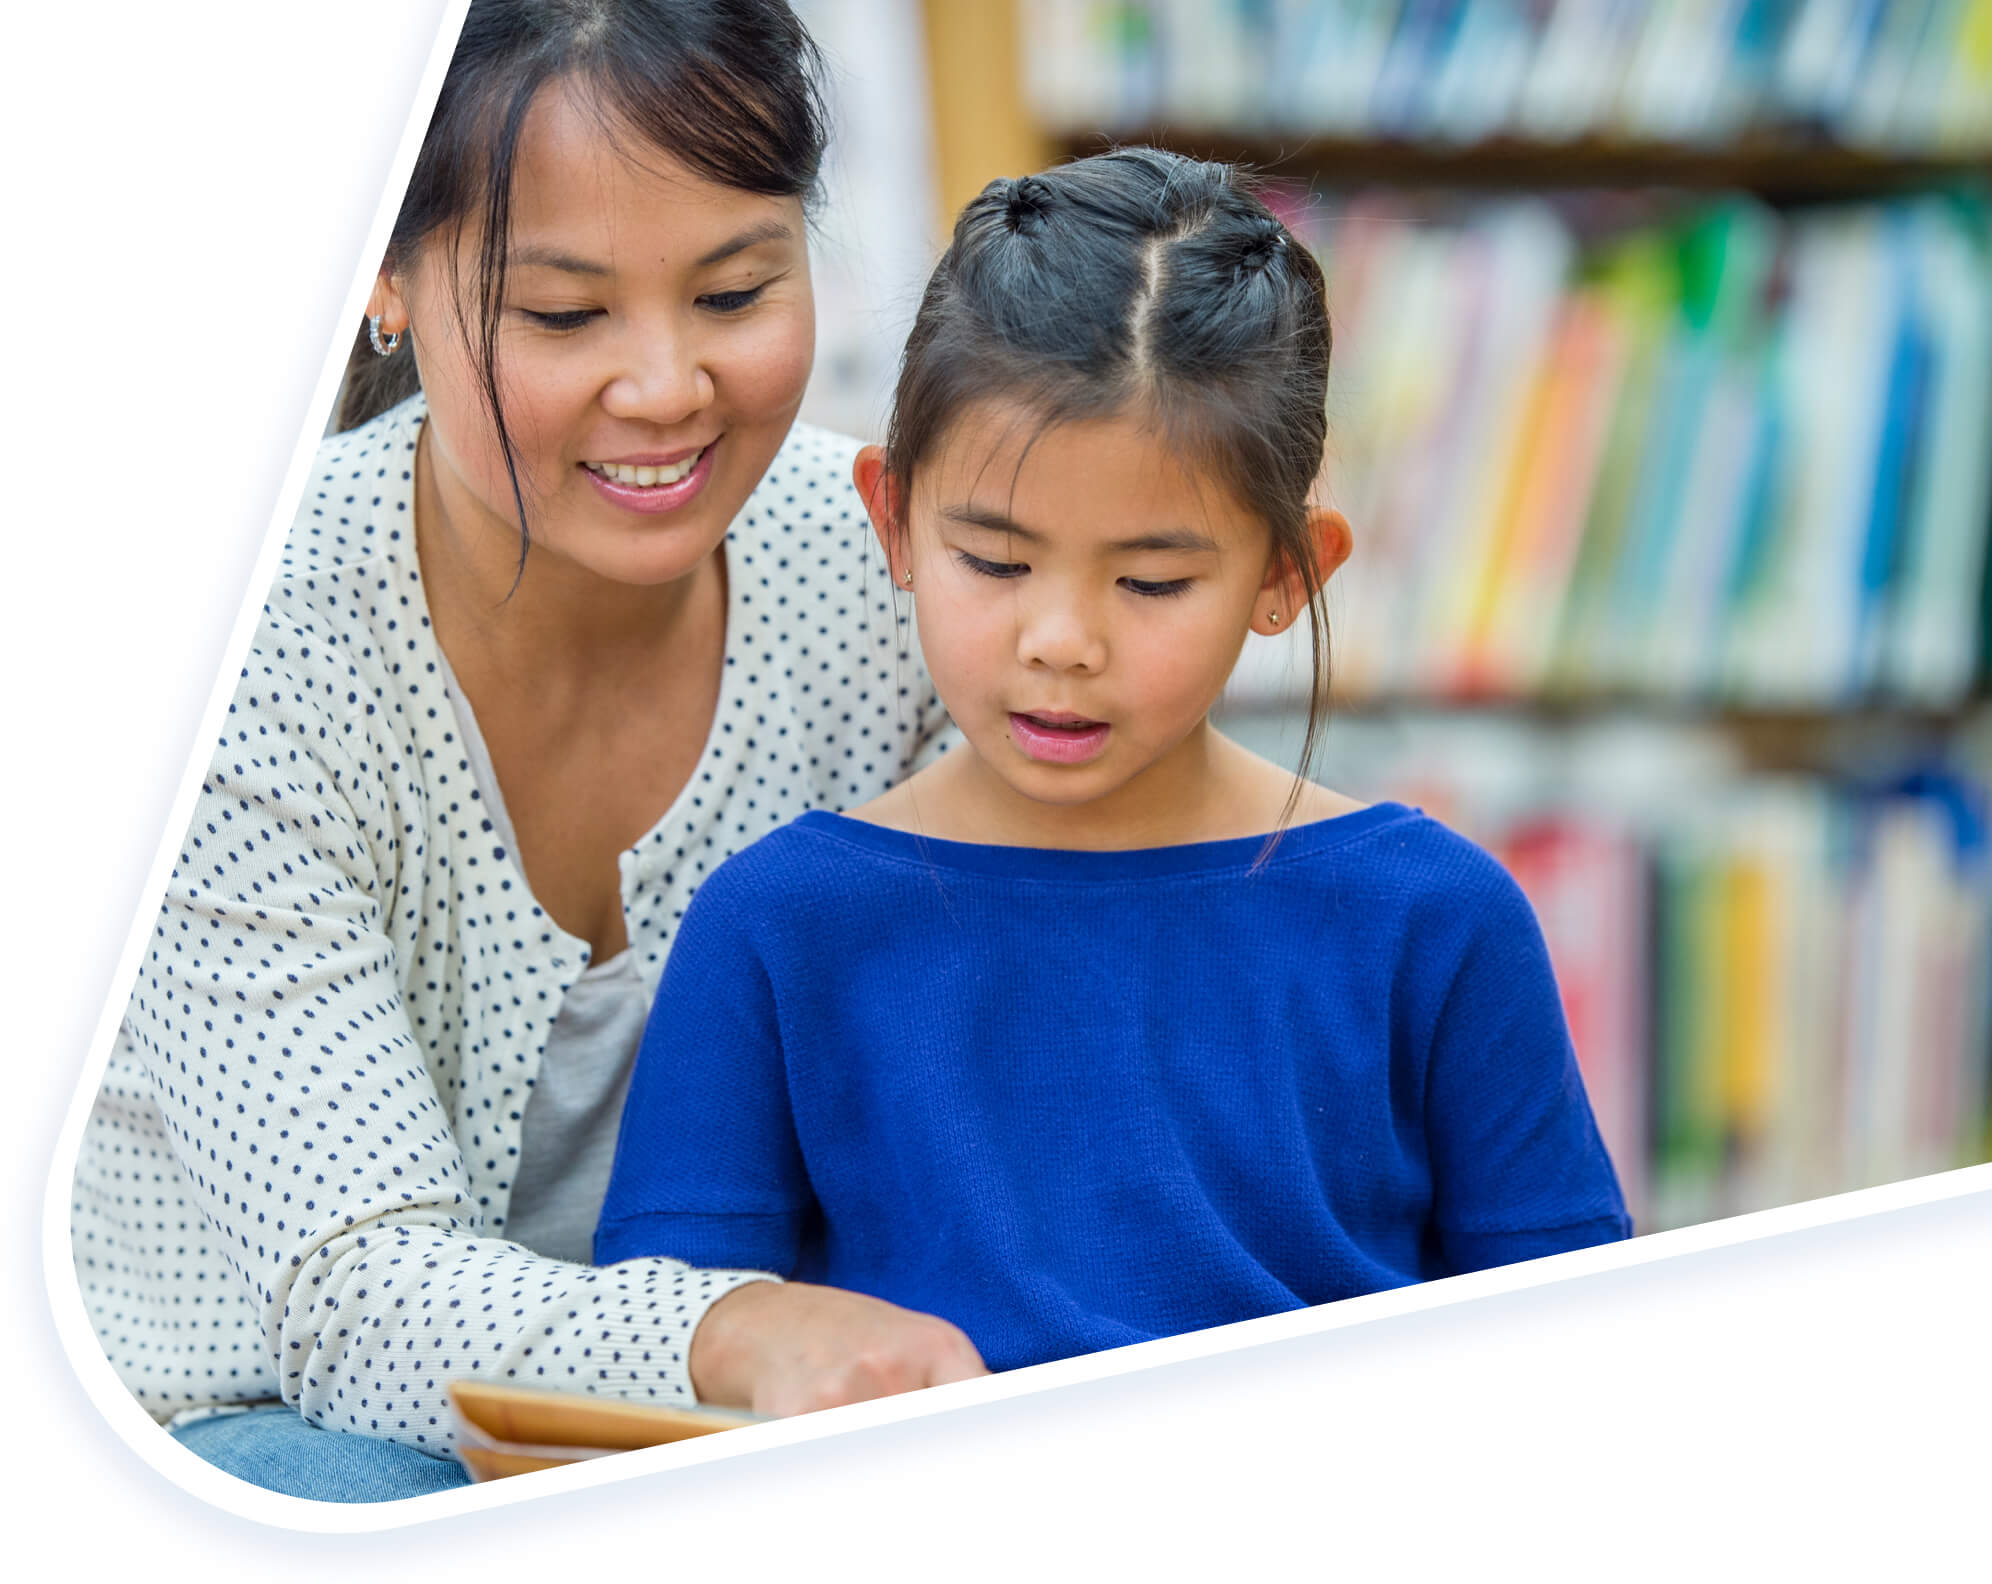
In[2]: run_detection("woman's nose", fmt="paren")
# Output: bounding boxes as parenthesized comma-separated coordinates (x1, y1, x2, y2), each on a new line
(1016, 592, 1107, 675)
(600, 322, 714, 425)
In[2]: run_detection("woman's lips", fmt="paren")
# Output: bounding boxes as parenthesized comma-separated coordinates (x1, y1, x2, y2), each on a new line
(580, 438, 717, 515)
(1009, 711, 1111, 765)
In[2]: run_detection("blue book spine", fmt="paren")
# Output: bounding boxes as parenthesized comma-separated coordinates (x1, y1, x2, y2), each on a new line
(1856, 213, 1934, 693)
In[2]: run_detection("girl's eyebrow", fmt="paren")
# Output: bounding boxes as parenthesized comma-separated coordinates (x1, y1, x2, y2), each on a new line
(943, 504, 1218, 556)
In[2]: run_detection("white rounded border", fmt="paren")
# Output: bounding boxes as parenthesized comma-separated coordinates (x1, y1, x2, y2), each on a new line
(24, 0, 1992, 1552)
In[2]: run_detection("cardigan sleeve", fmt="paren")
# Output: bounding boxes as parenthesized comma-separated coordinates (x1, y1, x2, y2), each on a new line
(116, 628, 772, 1453)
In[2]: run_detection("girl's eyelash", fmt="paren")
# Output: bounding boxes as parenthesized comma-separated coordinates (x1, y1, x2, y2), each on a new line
(956, 551, 1027, 579)
(521, 308, 598, 331)
(953, 552, 1191, 597)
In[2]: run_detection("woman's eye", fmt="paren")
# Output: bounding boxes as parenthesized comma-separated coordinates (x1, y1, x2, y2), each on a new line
(520, 308, 599, 332)
(957, 551, 1028, 580)
(1121, 577, 1193, 599)
(699, 284, 767, 314)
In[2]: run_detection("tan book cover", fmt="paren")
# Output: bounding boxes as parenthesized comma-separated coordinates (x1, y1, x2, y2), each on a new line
(450, 1380, 764, 1482)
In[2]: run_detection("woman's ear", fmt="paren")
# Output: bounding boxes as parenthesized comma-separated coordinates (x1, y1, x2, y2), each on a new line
(366, 263, 411, 339)
(853, 446, 909, 579)
(1250, 508, 1352, 638)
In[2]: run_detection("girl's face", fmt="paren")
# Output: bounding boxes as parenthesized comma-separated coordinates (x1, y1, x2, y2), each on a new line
(862, 402, 1348, 823)
(372, 82, 815, 588)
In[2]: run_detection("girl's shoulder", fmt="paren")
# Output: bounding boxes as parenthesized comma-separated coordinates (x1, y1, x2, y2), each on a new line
(1277, 802, 1533, 908)
(690, 798, 1519, 904)
(1286, 807, 1554, 985)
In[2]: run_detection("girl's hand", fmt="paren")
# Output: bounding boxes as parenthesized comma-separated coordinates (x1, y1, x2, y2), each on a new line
(689, 1279, 989, 1417)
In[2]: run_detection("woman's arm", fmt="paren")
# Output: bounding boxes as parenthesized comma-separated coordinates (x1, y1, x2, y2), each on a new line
(103, 619, 772, 1452)
(689, 1279, 987, 1417)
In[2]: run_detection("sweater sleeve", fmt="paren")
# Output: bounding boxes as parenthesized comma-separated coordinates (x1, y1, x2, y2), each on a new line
(1421, 865, 1633, 1275)
(595, 863, 811, 1275)
(116, 657, 772, 1451)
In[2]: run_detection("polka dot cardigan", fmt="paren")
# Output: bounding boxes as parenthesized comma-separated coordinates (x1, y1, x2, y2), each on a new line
(68, 396, 950, 1451)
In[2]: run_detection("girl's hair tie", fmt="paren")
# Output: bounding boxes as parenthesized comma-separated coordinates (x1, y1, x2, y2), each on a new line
(1004, 174, 1054, 236)
(1236, 216, 1288, 277)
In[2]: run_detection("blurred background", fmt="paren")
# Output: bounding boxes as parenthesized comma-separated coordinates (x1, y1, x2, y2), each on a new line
(791, 0, 1992, 1234)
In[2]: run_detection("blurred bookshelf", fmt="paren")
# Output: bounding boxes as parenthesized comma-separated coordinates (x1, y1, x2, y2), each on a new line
(1052, 132, 1992, 200)
(916, 0, 1992, 1231)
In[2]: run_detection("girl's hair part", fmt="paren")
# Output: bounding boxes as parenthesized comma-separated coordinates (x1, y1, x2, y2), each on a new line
(335, 0, 829, 573)
(880, 147, 1335, 840)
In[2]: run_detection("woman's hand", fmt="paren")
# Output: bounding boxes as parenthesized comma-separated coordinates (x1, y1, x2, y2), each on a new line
(690, 1280, 989, 1418)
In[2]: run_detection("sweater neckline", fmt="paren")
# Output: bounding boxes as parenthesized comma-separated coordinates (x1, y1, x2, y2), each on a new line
(793, 800, 1420, 881)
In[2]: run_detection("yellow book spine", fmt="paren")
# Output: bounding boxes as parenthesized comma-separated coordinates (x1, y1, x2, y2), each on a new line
(1722, 856, 1775, 1143)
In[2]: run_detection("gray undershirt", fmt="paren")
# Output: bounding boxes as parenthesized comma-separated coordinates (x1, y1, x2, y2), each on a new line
(435, 648, 653, 1266)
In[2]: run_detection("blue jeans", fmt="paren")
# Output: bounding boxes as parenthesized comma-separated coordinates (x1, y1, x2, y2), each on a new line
(170, 1405, 473, 1502)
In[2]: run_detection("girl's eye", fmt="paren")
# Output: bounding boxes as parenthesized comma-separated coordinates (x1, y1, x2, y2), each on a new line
(1121, 577, 1193, 599)
(699, 284, 767, 314)
(957, 551, 1028, 580)
(520, 308, 599, 332)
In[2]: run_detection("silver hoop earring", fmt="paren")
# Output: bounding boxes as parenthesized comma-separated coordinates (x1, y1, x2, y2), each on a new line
(368, 314, 402, 357)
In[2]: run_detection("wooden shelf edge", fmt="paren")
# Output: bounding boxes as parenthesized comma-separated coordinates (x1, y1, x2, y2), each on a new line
(1051, 128, 1992, 199)
(1217, 694, 1992, 731)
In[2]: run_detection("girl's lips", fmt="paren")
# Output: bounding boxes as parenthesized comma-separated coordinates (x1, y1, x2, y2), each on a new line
(581, 438, 717, 515)
(1009, 711, 1111, 765)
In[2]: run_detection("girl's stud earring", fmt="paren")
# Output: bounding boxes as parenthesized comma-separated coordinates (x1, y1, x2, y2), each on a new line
(368, 314, 402, 357)
(901, 570, 913, 587)
(1268, 610, 1280, 625)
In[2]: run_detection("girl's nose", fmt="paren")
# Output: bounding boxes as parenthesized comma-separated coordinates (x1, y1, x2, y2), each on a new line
(1016, 594, 1107, 675)
(600, 323, 714, 426)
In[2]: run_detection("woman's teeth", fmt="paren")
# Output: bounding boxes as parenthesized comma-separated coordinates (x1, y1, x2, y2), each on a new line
(586, 448, 705, 487)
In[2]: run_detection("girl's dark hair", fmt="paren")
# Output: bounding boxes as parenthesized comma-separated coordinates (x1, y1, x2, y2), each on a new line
(336, 0, 828, 554)
(882, 147, 1335, 825)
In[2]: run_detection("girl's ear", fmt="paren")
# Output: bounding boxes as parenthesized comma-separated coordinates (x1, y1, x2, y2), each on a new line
(853, 445, 909, 574)
(1251, 508, 1352, 638)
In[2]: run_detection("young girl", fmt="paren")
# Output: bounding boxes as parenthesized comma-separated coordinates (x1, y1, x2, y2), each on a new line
(595, 148, 1630, 1385)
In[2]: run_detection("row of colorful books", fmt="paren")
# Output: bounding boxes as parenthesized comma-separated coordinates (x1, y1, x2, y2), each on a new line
(1223, 188, 1992, 709)
(1021, 0, 1992, 154)
(1389, 757, 1991, 1233)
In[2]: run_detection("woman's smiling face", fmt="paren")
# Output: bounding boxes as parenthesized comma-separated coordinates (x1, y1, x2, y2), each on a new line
(375, 80, 815, 587)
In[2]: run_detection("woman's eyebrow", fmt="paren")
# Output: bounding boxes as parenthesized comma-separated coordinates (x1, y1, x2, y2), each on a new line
(506, 221, 795, 277)
(943, 505, 1218, 555)
(696, 219, 796, 268)
(508, 245, 611, 276)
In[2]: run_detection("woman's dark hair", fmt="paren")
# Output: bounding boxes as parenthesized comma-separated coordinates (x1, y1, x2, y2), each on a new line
(881, 147, 1335, 826)
(336, 0, 829, 555)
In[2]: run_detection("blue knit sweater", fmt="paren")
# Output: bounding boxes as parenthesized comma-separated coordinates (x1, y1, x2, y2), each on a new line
(596, 803, 1631, 1372)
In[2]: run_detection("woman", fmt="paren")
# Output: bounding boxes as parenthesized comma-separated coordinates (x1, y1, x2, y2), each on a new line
(68, 0, 984, 1504)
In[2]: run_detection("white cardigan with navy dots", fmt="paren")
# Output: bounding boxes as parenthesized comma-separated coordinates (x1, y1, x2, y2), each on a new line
(68, 396, 949, 1451)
